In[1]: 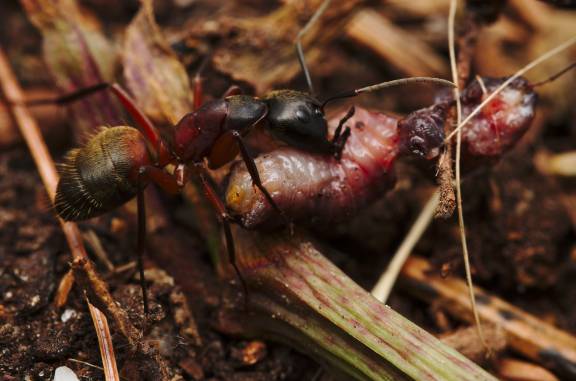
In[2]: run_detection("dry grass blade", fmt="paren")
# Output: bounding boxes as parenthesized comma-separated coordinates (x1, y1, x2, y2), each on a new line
(88, 301, 121, 380)
(371, 190, 439, 303)
(0, 45, 120, 381)
(346, 9, 447, 77)
(447, 0, 488, 351)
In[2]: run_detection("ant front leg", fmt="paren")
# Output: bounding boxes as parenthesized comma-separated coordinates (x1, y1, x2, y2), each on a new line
(231, 131, 293, 231)
(332, 106, 354, 159)
(194, 165, 248, 302)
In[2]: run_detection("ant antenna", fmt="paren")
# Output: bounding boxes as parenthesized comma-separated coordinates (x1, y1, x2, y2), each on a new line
(295, 0, 332, 96)
(321, 77, 456, 110)
(530, 61, 575, 88)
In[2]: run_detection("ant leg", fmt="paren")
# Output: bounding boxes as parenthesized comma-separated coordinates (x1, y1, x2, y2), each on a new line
(222, 85, 243, 98)
(332, 106, 354, 159)
(332, 106, 355, 143)
(134, 166, 182, 315)
(193, 74, 203, 111)
(193, 53, 216, 110)
(136, 169, 149, 315)
(295, 0, 332, 95)
(334, 127, 351, 160)
(195, 166, 248, 301)
(21, 82, 163, 154)
(231, 131, 292, 229)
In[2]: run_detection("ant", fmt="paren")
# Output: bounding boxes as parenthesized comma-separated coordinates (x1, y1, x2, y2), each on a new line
(25, 0, 454, 314)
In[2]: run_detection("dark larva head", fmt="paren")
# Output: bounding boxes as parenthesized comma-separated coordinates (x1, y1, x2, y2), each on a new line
(397, 104, 448, 159)
(55, 126, 152, 221)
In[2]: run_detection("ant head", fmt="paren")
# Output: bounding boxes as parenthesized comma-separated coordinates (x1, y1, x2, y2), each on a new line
(263, 90, 332, 154)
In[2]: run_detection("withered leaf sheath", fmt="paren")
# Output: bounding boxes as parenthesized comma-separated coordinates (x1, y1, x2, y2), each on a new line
(55, 126, 153, 221)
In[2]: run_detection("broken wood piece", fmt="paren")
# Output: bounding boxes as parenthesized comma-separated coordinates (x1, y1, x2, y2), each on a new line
(54, 269, 75, 308)
(497, 357, 559, 381)
(534, 150, 576, 177)
(72, 257, 142, 350)
(345, 9, 447, 77)
(400, 256, 576, 379)
(212, 0, 362, 94)
(440, 324, 507, 364)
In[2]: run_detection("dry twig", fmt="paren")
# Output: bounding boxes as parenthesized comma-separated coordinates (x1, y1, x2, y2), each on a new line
(346, 9, 447, 77)
(401, 256, 576, 379)
(371, 190, 439, 303)
(447, 0, 488, 351)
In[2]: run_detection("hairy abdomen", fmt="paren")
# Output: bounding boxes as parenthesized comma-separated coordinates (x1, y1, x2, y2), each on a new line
(55, 126, 152, 221)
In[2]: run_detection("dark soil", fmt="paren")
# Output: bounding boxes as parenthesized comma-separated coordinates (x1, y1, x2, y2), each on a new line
(0, 149, 318, 380)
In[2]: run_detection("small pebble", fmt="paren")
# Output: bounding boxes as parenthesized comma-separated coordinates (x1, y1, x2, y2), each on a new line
(52, 366, 80, 381)
(61, 308, 77, 323)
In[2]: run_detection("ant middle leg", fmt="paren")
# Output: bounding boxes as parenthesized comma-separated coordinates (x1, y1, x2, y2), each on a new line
(231, 131, 293, 231)
(136, 170, 150, 315)
(195, 165, 248, 301)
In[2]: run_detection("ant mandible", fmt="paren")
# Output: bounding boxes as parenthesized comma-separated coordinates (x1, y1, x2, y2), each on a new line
(30, 0, 454, 314)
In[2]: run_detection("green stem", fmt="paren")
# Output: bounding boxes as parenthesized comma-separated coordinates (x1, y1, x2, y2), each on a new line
(215, 228, 497, 381)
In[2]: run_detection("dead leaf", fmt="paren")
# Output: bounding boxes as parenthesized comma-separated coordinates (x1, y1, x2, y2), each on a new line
(21, 0, 123, 139)
(123, 0, 193, 126)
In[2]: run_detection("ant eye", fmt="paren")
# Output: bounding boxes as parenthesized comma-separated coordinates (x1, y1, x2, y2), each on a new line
(314, 108, 323, 116)
(295, 107, 311, 123)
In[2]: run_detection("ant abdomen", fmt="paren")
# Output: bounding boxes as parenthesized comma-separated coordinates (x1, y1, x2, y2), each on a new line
(55, 126, 153, 221)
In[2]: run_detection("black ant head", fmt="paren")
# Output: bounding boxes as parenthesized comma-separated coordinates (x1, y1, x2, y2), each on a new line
(263, 90, 332, 154)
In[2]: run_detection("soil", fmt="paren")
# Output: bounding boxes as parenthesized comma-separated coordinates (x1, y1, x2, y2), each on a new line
(0, 149, 318, 380)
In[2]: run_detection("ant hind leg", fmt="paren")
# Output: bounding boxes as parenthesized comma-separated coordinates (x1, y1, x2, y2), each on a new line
(136, 169, 150, 316)
(196, 166, 249, 304)
(133, 165, 184, 316)
(20, 82, 163, 153)
(231, 131, 293, 231)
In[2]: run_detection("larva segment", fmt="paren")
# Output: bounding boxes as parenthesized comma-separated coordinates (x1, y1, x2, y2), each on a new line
(225, 108, 400, 230)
